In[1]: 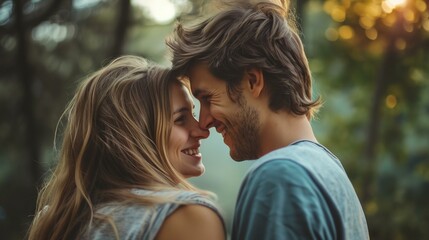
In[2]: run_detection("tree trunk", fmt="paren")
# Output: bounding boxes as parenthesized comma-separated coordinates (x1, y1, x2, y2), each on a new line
(362, 13, 405, 205)
(109, 0, 131, 59)
(1, 0, 63, 34)
(362, 41, 395, 204)
(13, 0, 42, 185)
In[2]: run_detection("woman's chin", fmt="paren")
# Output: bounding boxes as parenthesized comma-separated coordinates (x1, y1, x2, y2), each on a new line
(183, 165, 205, 179)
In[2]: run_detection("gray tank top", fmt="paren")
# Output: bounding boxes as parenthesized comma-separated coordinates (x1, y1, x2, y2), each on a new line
(83, 189, 223, 240)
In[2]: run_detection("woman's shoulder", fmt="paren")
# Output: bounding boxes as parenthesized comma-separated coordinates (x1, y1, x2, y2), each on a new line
(130, 188, 219, 211)
(132, 188, 226, 239)
(88, 188, 223, 239)
(155, 204, 225, 240)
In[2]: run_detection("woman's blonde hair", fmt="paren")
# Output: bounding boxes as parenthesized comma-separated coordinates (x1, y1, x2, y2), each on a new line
(27, 56, 206, 240)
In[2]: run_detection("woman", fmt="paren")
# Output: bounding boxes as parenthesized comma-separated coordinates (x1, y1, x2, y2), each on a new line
(27, 56, 225, 240)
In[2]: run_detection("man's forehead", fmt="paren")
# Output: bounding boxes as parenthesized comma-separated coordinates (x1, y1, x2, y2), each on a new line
(187, 61, 210, 77)
(187, 64, 210, 92)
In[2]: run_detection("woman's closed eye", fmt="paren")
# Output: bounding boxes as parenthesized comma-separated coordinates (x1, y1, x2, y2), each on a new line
(174, 115, 186, 124)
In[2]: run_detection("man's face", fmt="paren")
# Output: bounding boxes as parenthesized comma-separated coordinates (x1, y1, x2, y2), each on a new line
(188, 62, 261, 161)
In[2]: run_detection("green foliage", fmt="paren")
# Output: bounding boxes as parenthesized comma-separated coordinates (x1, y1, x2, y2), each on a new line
(307, 1, 429, 239)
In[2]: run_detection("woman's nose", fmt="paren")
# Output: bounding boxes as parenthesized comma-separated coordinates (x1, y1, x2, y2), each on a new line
(190, 116, 210, 139)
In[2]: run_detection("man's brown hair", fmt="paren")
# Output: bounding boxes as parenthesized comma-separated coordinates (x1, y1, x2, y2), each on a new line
(167, 1, 321, 118)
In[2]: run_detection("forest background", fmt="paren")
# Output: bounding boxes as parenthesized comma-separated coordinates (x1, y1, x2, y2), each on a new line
(0, 0, 428, 239)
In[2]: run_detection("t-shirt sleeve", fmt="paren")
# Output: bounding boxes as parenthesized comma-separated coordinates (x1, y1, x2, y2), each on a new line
(232, 159, 339, 240)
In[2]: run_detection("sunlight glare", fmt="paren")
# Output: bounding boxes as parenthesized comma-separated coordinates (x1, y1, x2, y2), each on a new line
(133, 0, 176, 23)
(382, 0, 406, 13)
(385, 0, 406, 8)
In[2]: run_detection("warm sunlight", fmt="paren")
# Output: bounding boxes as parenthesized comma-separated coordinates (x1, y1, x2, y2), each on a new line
(385, 0, 407, 8)
(382, 0, 407, 12)
(132, 0, 177, 23)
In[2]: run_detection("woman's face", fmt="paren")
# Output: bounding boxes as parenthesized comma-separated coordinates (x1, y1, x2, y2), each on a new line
(168, 82, 210, 178)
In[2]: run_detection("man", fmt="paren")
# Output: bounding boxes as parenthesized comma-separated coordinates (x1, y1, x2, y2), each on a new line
(167, 1, 369, 239)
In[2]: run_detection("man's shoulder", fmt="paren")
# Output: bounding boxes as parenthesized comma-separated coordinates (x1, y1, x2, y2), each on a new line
(237, 158, 324, 210)
(246, 158, 313, 186)
(246, 141, 342, 180)
(254, 158, 304, 174)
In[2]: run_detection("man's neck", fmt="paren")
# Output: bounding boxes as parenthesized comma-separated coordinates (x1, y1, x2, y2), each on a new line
(258, 111, 317, 158)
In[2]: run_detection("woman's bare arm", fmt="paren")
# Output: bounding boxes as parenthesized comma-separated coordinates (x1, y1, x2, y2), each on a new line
(155, 204, 225, 240)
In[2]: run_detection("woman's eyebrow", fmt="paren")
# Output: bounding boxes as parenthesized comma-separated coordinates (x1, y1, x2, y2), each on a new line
(173, 107, 189, 114)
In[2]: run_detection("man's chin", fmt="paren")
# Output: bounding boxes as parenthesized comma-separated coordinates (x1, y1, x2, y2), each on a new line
(229, 146, 259, 161)
(229, 150, 247, 162)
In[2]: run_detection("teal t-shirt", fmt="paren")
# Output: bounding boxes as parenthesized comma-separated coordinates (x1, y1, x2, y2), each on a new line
(232, 140, 369, 240)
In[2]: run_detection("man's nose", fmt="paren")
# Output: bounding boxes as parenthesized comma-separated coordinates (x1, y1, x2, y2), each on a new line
(191, 122, 210, 139)
(198, 105, 214, 130)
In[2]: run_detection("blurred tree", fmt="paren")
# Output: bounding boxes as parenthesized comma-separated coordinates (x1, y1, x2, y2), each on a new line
(108, 0, 131, 59)
(293, 0, 308, 34)
(12, 0, 42, 187)
(0, 0, 157, 238)
(306, 0, 429, 239)
(1, 0, 66, 237)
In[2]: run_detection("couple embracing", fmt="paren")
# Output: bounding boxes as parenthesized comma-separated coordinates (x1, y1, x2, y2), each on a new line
(28, 1, 369, 240)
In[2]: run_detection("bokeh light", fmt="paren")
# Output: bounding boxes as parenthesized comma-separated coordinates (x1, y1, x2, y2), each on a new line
(382, 0, 407, 13)
(360, 16, 375, 29)
(331, 6, 346, 22)
(338, 25, 354, 39)
(415, 0, 427, 12)
(386, 94, 398, 109)
(325, 27, 339, 41)
(132, 0, 176, 23)
(423, 19, 429, 31)
(365, 28, 378, 40)
(382, 14, 397, 27)
(395, 38, 407, 50)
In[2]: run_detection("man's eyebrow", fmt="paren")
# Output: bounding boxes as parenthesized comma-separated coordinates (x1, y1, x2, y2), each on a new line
(192, 89, 207, 98)
(192, 89, 201, 97)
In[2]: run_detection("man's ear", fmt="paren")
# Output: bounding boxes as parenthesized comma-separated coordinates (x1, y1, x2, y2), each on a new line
(244, 68, 264, 97)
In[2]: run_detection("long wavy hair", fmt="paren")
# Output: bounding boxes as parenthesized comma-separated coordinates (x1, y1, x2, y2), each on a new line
(27, 56, 207, 240)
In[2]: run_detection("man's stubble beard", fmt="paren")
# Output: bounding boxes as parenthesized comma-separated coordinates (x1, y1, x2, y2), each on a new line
(228, 102, 261, 161)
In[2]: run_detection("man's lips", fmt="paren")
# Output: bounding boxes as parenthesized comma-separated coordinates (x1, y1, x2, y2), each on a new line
(215, 125, 227, 138)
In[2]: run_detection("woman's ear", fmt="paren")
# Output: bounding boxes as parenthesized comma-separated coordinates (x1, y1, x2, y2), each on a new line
(244, 68, 264, 98)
